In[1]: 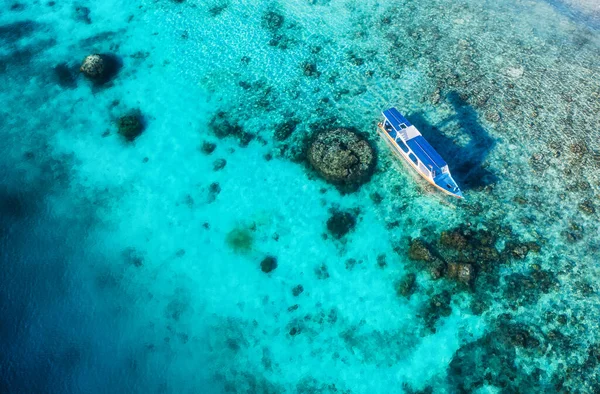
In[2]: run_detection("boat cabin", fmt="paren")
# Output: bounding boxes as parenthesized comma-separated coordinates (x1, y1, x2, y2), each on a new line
(381, 108, 449, 180)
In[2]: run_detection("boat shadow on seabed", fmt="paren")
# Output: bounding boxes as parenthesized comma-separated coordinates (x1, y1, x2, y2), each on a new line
(408, 91, 498, 191)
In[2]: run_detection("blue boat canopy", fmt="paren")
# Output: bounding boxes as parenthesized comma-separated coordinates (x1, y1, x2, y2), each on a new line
(405, 136, 447, 172)
(383, 108, 411, 131)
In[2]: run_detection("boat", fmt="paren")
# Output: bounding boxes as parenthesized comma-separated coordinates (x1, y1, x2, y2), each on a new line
(377, 107, 464, 199)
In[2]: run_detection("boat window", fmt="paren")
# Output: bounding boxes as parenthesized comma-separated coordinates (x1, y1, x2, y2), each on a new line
(409, 153, 418, 165)
(418, 162, 431, 176)
(398, 139, 409, 153)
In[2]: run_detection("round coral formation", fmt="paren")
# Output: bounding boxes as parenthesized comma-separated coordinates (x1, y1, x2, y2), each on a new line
(80, 53, 120, 84)
(307, 128, 375, 192)
(80, 54, 104, 79)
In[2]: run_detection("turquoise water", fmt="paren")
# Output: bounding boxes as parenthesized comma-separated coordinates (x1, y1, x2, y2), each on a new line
(1, 0, 600, 392)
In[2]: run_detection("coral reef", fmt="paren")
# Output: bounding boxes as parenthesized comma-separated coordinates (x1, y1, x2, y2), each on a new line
(307, 128, 375, 192)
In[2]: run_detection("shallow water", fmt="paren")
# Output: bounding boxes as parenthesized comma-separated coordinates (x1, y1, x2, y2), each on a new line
(1, 0, 600, 393)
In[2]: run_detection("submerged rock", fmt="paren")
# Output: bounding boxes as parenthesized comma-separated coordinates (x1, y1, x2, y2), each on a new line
(80, 53, 120, 84)
(307, 128, 375, 192)
(80, 54, 103, 78)
(117, 110, 144, 141)
(326, 209, 357, 239)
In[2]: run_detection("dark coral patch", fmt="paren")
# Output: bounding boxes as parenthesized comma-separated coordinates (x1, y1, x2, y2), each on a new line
(395, 273, 416, 298)
(0, 20, 38, 44)
(53, 63, 78, 88)
(208, 111, 255, 147)
(326, 209, 357, 239)
(117, 110, 145, 141)
(261, 10, 284, 32)
(73, 6, 91, 24)
(422, 290, 452, 331)
(274, 119, 299, 141)
(260, 256, 278, 273)
(225, 226, 254, 253)
(207, 182, 221, 203)
(302, 62, 319, 77)
(208, 4, 227, 16)
(200, 141, 216, 154)
(448, 317, 544, 392)
(212, 158, 226, 171)
(292, 284, 304, 296)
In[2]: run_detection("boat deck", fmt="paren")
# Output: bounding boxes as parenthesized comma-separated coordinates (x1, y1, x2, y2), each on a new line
(405, 136, 447, 174)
